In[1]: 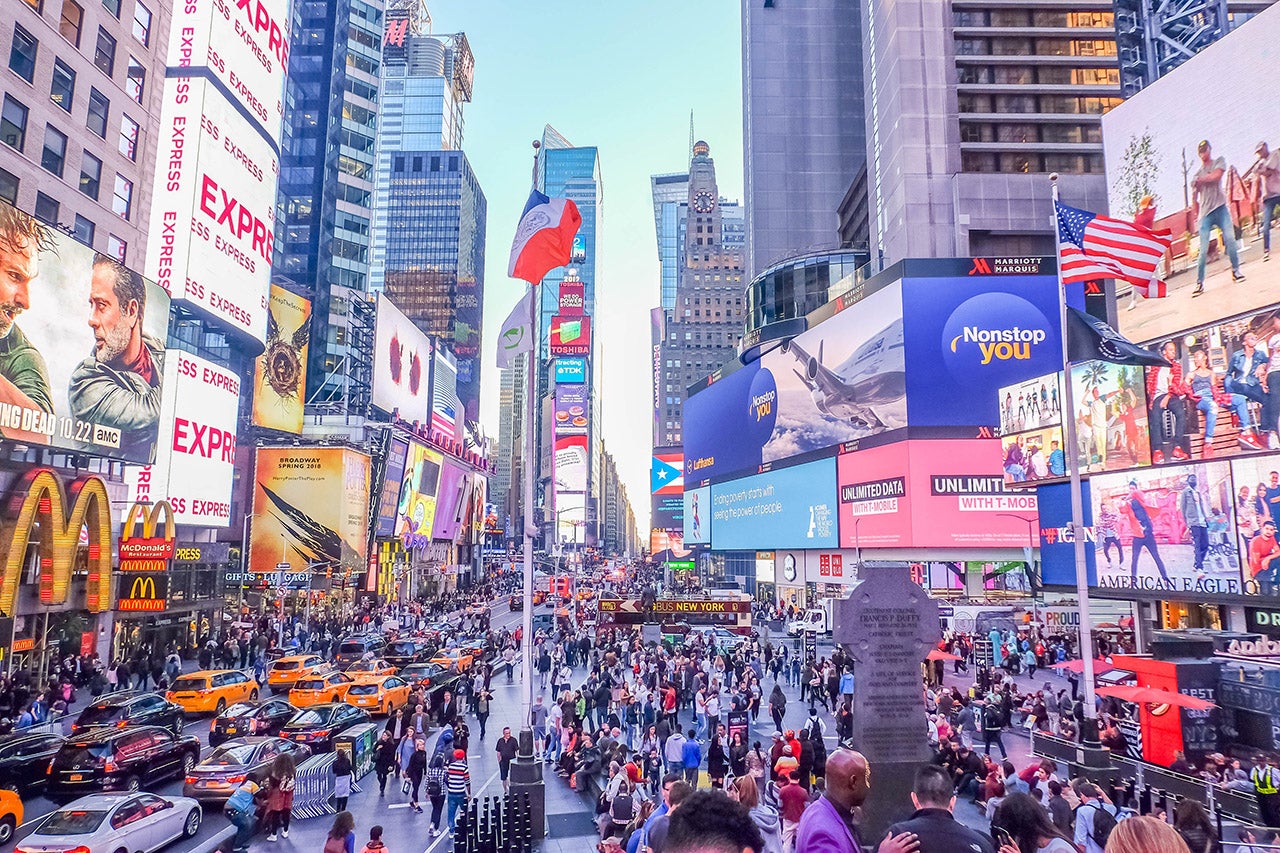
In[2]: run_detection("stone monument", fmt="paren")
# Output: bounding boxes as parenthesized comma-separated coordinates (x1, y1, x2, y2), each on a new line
(834, 564, 940, 845)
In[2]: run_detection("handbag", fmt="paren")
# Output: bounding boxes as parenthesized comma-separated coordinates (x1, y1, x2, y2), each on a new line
(402, 778, 411, 795)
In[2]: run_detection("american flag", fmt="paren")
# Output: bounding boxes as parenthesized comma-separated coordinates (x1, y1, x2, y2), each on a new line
(1056, 201, 1171, 297)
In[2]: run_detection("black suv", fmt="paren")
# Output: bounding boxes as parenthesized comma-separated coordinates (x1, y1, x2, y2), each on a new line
(47, 725, 201, 802)
(71, 692, 185, 736)
(334, 634, 386, 666)
(278, 703, 369, 752)
(0, 730, 65, 796)
(384, 639, 431, 668)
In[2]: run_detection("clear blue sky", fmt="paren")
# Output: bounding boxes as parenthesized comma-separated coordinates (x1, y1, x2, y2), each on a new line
(427, 0, 745, 535)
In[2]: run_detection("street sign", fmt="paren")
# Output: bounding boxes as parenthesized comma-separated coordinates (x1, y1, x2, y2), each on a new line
(804, 630, 817, 662)
(276, 562, 291, 571)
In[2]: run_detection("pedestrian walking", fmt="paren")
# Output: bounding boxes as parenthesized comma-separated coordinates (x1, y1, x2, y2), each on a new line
(496, 726, 519, 794)
(323, 811, 356, 853)
(446, 749, 472, 833)
(407, 738, 427, 813)
(426, 753, 447, 836)
(332, 749, 353, 812)
(263, 753, 296, 841)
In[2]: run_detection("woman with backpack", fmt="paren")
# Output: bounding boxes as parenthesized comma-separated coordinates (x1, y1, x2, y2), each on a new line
(263, 752, 296, 841)
(425, 752, 447, 836)
(323, 811, 356, 853)
(331, 750, 353, 813)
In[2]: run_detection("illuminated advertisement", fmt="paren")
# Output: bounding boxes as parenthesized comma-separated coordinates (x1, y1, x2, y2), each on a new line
(709, 459, 838, 550)
(1102, 4, 1280, 343)
(430, 342, 461, 440)
(837, 439, 1038, 549)
(999, 372, 1062, 435)
(1090, 461, 1241, 594)
(372, 294, 432, 421)
(0, 200, 170, 462)
(124, 351, 239, 527)
(431, 462, 471, 543)
(683, 485, 710, 545)
(1035, 480, 1096, 588)
(1071, 359, 1151, 473)
(395, 442, 443, 549)
(375, 436, 410, 538)
(549, 316, 592, 356)
(554, 434, 589, 493)
(559, 281, 585, 316)
(554, 385, 589, 435)
(555, 357, 587, 385)
(252, 285, 309, 433)
(652, 447, 684, 542)
(145, 78, 275, 343)
(1229, 454, 1280, 597)
(249, 448, 371, 574)
(1001, 425, 1065, 485)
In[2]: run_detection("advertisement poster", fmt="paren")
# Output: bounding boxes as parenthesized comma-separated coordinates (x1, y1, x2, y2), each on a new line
(249, 448, 371, 574)
(998, 372, 1062, 435)
(902, 274, 1063, 428)
(0, 200, 170, 462)
(1001, 425, 1065, 485)
(558, 492, 588, 546)
(558, 281, 585, 315)
(1091, 461, 1241, 594)
(683, 485, 710, 545)
(554, 434, 588, 493)
(554, 385, 590, 435)
(683, 360, 765, 482)
(375, 436, 410, 538)
(549, 316, 591, 356)
(1229, 454, 1280, 596)
(252, 285, 309, 433)
(1102, 4, 1280, 343)
(1070, 359, 1152, 473)
(555, 356, 587, 384)
(431, 463, 470, 543)
(1036, 480, 1098, 587)
(124, 351, 239, 527)
(709, 459, 838, 550)
(651, 448, 684, 533)
(429, 344, 461, 440)
(395, 441, 443, 548)
(372, 294, 433, 421)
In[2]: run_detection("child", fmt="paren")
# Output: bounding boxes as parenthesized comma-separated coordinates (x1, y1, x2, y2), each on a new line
(359, 825, 387, 853)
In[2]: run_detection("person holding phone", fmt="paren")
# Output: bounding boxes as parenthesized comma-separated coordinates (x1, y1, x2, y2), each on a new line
(990, 793, 1075, 853)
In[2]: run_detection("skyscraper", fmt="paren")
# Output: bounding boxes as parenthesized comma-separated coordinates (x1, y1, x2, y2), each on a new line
(494, 351, 527, 540)
(652, 171, 745, 313)
(741, 0, 866, 279)
(273, 0, 386, 412)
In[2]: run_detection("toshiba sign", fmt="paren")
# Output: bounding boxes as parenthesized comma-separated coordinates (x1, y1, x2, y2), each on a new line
(125, 351, 240, 527)
(146, 78, 275, 344)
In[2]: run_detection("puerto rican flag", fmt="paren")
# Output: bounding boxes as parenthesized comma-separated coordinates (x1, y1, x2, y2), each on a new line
(1056, 201, 1171, 297)
(508, 189, 583, 284)
(651, 452, 684, 495)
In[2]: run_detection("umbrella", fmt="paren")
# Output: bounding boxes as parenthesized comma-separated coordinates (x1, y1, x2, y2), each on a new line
(1049, 658, 1114, 675)
(926, 649, 962, 661)
(1096, 684, 1217, 710)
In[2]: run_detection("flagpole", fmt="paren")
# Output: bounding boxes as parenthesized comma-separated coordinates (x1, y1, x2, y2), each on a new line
(1052, 174, 1102, 746)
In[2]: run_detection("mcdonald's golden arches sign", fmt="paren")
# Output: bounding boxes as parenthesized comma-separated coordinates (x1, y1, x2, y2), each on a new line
(118, 572, 167, 612)
(118, 500, 176, 571)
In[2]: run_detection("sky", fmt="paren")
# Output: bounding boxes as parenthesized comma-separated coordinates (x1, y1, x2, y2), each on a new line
(427, 0, 746, 535)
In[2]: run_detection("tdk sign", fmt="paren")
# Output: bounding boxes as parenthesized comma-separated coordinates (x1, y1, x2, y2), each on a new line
(555, 357, 587, 384)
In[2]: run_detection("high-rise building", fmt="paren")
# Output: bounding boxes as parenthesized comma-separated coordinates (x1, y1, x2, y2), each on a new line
(0, 0, 171, 265)
(494, 351, 526, 539)
(273, 0, 386, 413)
(741, 0, 866, 279)
(656, 141, 746, 447)
(863, 0, 1117, 263)
(652, 170, 746, 313)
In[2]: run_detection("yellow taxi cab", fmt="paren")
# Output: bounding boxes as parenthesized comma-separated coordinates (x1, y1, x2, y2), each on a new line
(345, 675, 411, 716)
(429, 649, 474, 672)
(0, 788, 22, 845)
(288, 669, 355, 707)
(342, 658, 397, 677)
(266, 655, 328, 695)
(165, 670, 260, 714)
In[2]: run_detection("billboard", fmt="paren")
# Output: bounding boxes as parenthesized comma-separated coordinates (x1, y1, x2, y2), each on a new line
(1102, 4, 1280, 344)
(372, 293, 432, 421)
(395, 441, 443, 549)
(374, 436, 410, 538)
(558, 281, 585, 316)
(145, 78, 275, 343)
(557, 492, 588, 545)
(554, 385, 590, 435)
(1001, 425, 1065, 485)
(683, 485, 710, 545)
(652, 447, 684, 540)
(1070, 359, 1151, 474)
(999, 372, 1062, 435)
(124, 351, 239, 527)
(0, 200, 170, 462)
(1229, 454, 1280, 597)
(249, 448, 371, 574)
(1090, 461, 1241, 594)
(709, 459, 839, 550)
(252, 285, 309, 433)
(431, 462, 470, 543)
(429, 342, 461, 440)
(555, 357, 587, 385)
(549, 316, 592, 356)
(554, 434, 589, 493)
(836, 439, 1039, 549)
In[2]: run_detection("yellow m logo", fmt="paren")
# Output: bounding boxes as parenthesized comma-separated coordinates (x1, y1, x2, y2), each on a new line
(0, 468, 112, 617)
(121, 500, 176, 542)
(129, 575, 156, 599)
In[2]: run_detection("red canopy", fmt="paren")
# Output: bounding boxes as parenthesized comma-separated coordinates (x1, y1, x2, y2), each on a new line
(1096, 684, 1217, 710)
(926, 649, 962, 661)
(1049, 658, 1114, 675)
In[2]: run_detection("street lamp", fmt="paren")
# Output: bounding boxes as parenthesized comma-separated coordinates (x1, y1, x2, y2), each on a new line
(997, 512, 1040, 625)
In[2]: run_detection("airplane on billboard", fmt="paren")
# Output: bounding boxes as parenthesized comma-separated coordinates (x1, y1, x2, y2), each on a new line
(781, 318, 906, 429)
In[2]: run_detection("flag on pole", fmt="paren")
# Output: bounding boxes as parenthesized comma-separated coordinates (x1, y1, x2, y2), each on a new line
(1055, 201, 1171, 295)
(508, 189, 583, 284)
(496, 288, 535, 369)
(1066, 306, 1167, 367)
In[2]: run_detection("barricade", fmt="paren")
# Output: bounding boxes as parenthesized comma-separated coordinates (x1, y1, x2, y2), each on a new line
(453, 792, 534, 853)
(289, 753, 364, 820)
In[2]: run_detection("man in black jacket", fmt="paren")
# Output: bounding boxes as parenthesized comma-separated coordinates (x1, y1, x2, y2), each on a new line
(878, 765, 995, 853)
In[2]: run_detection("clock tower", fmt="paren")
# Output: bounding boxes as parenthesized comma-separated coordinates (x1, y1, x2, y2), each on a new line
(685, 140, 722, 265)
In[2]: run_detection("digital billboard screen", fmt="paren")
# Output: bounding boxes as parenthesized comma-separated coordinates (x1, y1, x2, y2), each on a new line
(375, 436, 410, 538)
(395, 441, 443, 548)
(554, 434, 588, 493)
(0, 200, 170, 463)
(1230, 454, 1280, 597)
(683, 485, 710, 545)
(372, 294, 433, 421)
(999, 372, 1062, 436)
(1102, 4, 1280, 344)
(1071, 359, 1151, 474)
(651, 447, 684, 532)
(555, 356, 587, 384)
(550, 316, 592, 356)
(709, 459, 838, 550)
(431, 462, 470, 543)
(554, 385, 589, 435)
(252, 285, 309, 433)
(559, 281, 585, 315)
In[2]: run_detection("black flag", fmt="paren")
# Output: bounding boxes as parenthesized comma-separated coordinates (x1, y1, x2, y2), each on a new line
(1066, 307, 1167, 367)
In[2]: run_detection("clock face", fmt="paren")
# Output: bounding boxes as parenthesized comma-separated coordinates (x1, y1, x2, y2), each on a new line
(692, 190, 716, 214)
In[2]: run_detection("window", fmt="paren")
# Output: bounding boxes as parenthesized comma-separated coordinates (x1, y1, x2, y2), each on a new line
(131, 2, 151, 44)
(0, 168, 15, 205)
(111, 173, 132, 218)
(117, 114, 138, 160)
(107, 233, 126, 262)
(51, 60, 76, 112)
(60, 0, 84, 46)
(94, 28, 116, 76)
(72, 214, 94, 245)
(79, 151, 101, 199)
(1, 96, 28, 151)
(125, 57, 144, 102)
(86, 88, 108, 137)
(33, 192, 58, 224)
(102, 0, 121, 17)
(9, 25, 38, 82)
(23, 0, 44, 11)
(42, 125, 68, 177)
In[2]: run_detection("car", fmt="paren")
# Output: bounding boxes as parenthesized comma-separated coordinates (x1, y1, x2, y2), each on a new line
(288, 671, 355, 707)
(266, 655, 328, 695)
(383, 639, 432, 668)
(508, 593, 523, 611)
(334, 634, 386, 666)
(165, 670, 260, 715)
(208, 698, 298, 747)
(0, 731, 64, 796)
(182, 737, 310, 802)
(46, 726, 202, 802)
(344, 675, 411, 716)
(71, 693, 185, 736)
(342, 658, 397, 677)
(703, 628, 747, 650)
(429, 649, 474, 672)
(278, 704, 369, 752)
(17, 792, 201, 853)
(0, 788, 21, 845)
(397, 663, 462, 707)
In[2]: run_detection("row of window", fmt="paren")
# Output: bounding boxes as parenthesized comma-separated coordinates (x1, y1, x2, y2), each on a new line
(953, 10, 1114, 29)
(957, 64, 1119, 86)
(0, 163, 128, 259)
(958, 93, 1122, 115)
(960, 151, 1104, 174)
(954, 37, 1118, 57)
(959, 121, 1103, 144)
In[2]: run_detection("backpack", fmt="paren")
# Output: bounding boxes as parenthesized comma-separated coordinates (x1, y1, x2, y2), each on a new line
(426, 767, 445, 798)
(1081, 803, 1118, 847)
